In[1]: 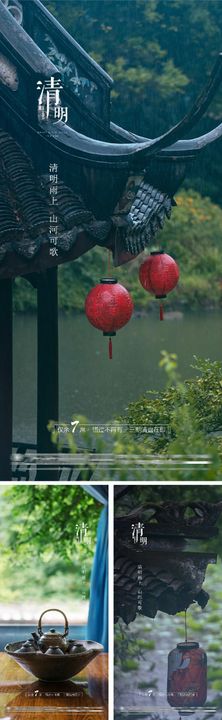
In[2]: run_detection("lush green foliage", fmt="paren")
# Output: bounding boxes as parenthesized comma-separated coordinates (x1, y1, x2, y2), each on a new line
(121, 353, 222, 450)
(109, 352, 222, 479)
(13, 277, 37, 312)
(0, 486, 101, 602)
(50, 353, 222, 482)
(44, 0, 222, 203)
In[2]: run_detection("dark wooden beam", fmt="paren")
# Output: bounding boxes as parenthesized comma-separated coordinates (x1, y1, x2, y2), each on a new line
(0, 279, 12, 480)
(37, 267, 58, 480)
(0, 230, 96, 280)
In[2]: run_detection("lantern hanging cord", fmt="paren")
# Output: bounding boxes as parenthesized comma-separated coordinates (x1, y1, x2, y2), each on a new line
(114, 226, 118, 266)
(185, 610, 188, 643)
(107, 248, 112, 275)
(159, 302, 164, 321)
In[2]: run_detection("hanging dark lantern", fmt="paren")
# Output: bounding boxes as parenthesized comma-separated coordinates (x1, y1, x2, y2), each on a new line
(167, 641, 207, 709)
(139, 251, 179, 320)
(85, 278, 134, 359)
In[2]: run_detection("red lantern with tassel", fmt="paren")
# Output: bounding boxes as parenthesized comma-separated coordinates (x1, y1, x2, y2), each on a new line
(85, 278, 134, 359)
(139, 251, 179, 320)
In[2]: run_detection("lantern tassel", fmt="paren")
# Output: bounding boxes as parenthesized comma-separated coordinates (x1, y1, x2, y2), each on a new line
(159, 302, 164, 321)
(109, 337, 113, 360)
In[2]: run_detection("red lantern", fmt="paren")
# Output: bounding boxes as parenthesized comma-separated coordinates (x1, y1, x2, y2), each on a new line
(85, 278, 134, 359)
(167, 641, 207, 709)
(139, 251, 179, 320)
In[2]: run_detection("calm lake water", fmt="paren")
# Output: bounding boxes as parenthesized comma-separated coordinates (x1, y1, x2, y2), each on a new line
(14, 310, 222, 443)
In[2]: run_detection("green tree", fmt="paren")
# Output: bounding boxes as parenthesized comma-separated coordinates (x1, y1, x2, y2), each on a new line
(0, 485, 100, 559)
(120, 352, 222, 451)
(0, 486, 101, 603)
(44, 0, 222, 202)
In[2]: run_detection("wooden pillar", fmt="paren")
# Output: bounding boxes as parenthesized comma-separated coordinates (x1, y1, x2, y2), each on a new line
(37, 267, 59, 480)
(0, 279, 12, 481)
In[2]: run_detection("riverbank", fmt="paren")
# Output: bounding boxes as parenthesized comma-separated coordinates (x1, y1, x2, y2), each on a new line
(13, 309, 222, 443)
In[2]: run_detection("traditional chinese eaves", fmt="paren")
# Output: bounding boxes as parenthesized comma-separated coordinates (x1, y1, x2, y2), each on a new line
(0, 0, 222, 278)
(114, 500, 222, 623)
(0, 129, 112, 278)
(114, 552, 211, 622)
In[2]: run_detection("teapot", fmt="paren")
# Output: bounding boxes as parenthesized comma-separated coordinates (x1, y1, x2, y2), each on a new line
(5, 607, 103, 682)
(35, 608, 69, 652)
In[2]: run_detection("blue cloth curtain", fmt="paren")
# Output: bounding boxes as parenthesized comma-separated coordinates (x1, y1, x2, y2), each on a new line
(83, 485, 108, 652)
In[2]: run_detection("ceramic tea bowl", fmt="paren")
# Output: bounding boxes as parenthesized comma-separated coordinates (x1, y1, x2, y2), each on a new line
(4, 609, 103, 682)
(5, 639, 103, 681)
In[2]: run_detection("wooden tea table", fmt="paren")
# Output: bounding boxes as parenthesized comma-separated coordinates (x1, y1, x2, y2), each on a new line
(0, 652, 108, 720)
